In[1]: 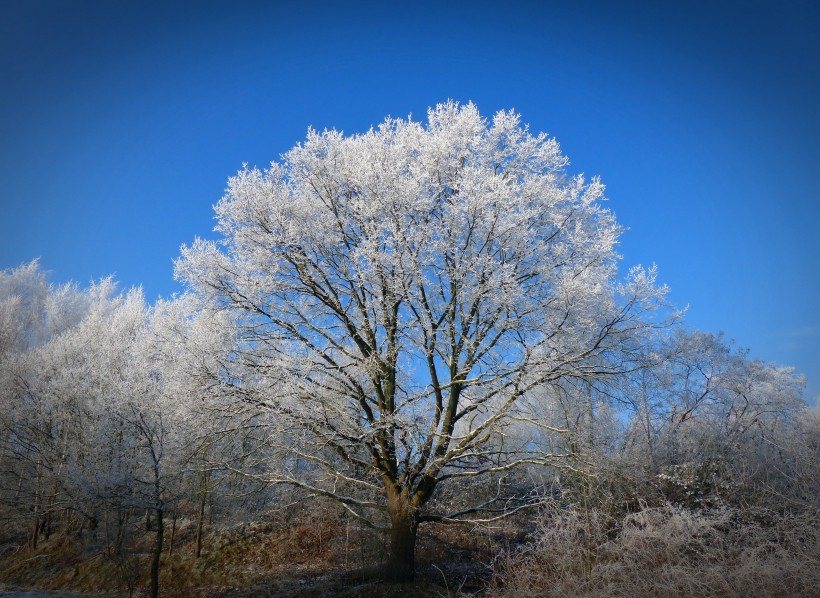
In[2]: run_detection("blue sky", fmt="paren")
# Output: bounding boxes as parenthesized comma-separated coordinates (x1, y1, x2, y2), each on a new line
(1, 0, 818, 401)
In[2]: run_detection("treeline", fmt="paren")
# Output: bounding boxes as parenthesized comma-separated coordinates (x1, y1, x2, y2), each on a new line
(1, 260, 816, 596)
(0, 261, 268, 597)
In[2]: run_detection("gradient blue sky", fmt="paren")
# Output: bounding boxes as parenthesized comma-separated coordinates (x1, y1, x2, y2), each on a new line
(1, 0, 818, 401)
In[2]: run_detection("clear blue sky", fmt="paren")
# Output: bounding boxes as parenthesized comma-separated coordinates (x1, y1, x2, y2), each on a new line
(1, 0, 818, 401)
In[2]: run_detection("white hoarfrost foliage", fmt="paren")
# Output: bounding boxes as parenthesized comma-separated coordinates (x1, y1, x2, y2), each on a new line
(146, 293, 246, 481)
(175, 102, 674, 572)
(0, 260, 90, 357)
(20, 285, 172, 509)
(0, 261, 99, 517)
(0, 264, 196, 551)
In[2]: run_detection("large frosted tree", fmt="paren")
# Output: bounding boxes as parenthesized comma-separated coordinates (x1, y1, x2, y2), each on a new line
(176, 102, 671, 579)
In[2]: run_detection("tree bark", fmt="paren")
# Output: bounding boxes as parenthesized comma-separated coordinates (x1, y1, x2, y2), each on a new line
(114, 510, 128, 555)
(195, 470, 209, 558)
(167, 511, 177, 557)
(385, 486, 419, 582)
(29, 460, 41, 551)
(29, 508, 39, 550)
(149, 507, 163, 598)
(43, 508, 52, 540)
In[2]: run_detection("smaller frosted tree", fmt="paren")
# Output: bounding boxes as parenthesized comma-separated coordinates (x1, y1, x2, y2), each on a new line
(148, 294, 242, 557)
(0, 261, 97, 548)
(42, 286, 188, 598)
(177, 102, 673, 579)
(622, 331, 807, 507)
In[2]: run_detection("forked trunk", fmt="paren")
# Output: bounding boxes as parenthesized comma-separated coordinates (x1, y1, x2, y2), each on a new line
(385, 488, 419, 582)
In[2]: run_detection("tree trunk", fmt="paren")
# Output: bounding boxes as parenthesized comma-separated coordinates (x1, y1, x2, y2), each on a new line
(44, 508, 52, 540)
(29, 509, 39, 550)
(149, 507, 163, 598)
(167, 511, 177, 557)
(385, 488, 419, 582)
(195, 470, 209, 558)
(29, 458, 42, 551)
(114, 509, 128, 555)
(14, 467, 24, 503)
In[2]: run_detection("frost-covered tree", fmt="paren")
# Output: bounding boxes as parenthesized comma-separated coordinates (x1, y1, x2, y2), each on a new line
(176, 102, 673, 579)
(618, 331, 807, 508)
(621, 331, 804, 459)
(0, 261, 95, 548)
(148, 294, 242, 558)
(34, 285, 186, 598)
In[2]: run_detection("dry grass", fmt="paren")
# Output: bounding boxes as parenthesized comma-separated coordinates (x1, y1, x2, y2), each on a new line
(486, 504, 820, 598)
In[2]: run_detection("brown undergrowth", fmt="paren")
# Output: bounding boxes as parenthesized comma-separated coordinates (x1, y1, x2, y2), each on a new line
(0, 502, 516, 597)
